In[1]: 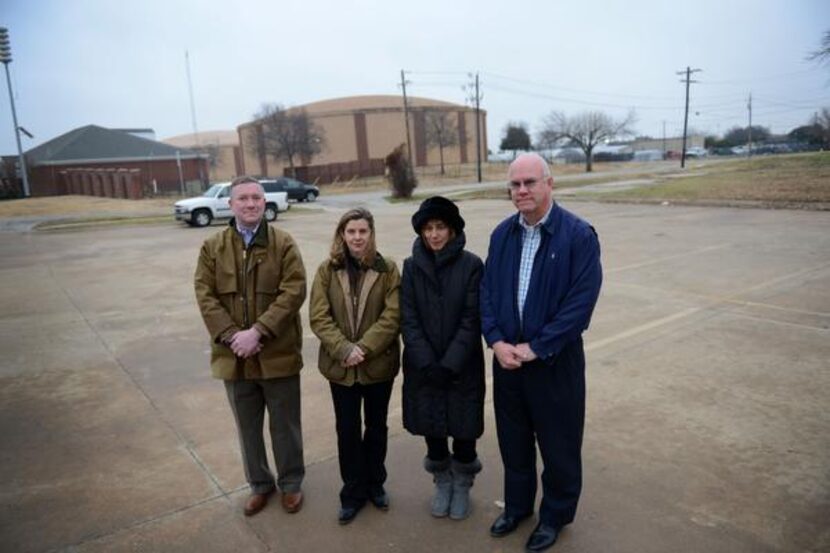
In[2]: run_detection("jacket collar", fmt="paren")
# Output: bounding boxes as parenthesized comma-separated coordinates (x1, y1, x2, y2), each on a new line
(334, 252, 390, 273)
(412, 232, 466, 270)
(511, 202, 560, 236)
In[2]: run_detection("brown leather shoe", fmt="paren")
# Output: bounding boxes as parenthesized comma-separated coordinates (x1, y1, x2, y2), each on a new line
(281, 490, 304, 513)
(243, 490, 274, 517)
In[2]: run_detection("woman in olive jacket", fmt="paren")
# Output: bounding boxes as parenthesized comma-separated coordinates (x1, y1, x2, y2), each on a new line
(401, 196, 485, 521)
(309, 208, 401, 525)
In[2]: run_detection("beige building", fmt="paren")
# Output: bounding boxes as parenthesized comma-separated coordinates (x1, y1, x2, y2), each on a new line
(163, 130, 242, 183)
(237, 95, 487, 182)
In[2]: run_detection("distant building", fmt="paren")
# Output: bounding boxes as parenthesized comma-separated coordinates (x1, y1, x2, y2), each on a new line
(628, 135, 704, 154)
(163, 130, 241, 183)
(237, 95, 487, 183)
(25, 125, 208, 197)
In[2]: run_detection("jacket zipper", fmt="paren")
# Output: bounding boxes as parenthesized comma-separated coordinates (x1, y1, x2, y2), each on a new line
(351, 293, 359, 341)
(242, 247, 250, 327)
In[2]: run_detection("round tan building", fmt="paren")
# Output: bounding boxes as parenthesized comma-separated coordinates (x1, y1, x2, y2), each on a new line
(237, 95, 487, 183)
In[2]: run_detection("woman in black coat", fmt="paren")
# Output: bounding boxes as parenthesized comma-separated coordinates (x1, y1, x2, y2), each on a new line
(401, 196, 485, 521)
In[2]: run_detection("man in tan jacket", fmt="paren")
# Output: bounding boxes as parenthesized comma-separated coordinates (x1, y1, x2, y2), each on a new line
(194, 176, 307, 517)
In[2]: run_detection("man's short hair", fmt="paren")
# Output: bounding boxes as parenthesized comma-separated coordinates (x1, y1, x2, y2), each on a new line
(229, 176, 264, 196)
(509, 152, 552, 179)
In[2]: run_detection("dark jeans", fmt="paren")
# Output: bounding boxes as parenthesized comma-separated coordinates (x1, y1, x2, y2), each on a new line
(493, 340, 586, 528)
(329, 380, 394, 508)
(425, 436, 477, 464)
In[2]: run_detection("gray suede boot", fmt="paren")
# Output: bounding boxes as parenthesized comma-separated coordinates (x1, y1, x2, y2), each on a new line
(424, 456, 453, 517)
(449, 457, 482, 520)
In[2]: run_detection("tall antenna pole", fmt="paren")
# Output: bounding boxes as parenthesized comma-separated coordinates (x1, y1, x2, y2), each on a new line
(185, 50, 200, 146)
(676, 66, 701, 168)
(474, 72, 482, 183)
(747, 92, 753, 159)
(400, 70, 413, 167)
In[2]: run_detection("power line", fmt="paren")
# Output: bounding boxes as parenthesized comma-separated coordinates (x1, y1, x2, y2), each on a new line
(482, 71, 680, 102)
(485, 82, 673, 111)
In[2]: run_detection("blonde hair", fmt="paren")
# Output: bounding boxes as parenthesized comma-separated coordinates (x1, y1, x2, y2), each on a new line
(330, 208, 377, 267)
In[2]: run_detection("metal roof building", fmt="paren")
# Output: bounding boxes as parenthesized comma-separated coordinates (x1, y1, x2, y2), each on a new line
(25, 125, 208, 197)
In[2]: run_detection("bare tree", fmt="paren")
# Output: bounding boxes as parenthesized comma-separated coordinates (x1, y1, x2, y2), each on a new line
(806, 29, 830, 66)
(424, 111, 459, 175)
(251, 103, 325, 175)
(538, 110, 636, 172)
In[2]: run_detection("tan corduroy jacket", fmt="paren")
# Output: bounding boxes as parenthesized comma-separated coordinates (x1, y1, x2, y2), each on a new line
(194, 219, 307, 380)
(309, 254, 401, 386)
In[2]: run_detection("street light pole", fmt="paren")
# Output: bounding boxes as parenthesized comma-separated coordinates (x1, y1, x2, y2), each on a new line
(0, 27, 30, 197)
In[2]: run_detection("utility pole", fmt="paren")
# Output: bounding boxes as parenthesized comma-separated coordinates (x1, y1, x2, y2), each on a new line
(0, 27, 30, 197)
(747, 92, 752, 159)
(676, 66, 701, 168)
(399, 70, 413, 168)
(185, 50, 200, 146)
(176, 150, 185, 195)
(464, 72, 483, 182)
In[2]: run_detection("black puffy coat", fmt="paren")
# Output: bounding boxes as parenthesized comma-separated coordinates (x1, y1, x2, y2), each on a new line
(401, 232, 485, 440)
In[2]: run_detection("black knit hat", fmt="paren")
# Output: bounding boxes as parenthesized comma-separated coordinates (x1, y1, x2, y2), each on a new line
(411, 196, 465, 235)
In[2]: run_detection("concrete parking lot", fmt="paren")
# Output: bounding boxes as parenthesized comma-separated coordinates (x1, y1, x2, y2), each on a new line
(0, 198, 828, 552)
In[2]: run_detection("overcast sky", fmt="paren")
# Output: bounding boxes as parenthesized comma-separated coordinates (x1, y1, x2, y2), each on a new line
(2, 0, 828, 155)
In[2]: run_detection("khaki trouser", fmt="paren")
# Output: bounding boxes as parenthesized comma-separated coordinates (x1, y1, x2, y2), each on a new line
(225, 375, 305, 495)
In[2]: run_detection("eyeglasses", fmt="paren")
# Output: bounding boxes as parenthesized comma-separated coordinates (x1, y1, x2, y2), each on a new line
(508, 178, 541, 191)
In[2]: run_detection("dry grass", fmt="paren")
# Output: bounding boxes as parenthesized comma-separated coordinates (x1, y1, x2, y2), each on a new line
(591, 153, 830, 208)
(0, 196, 174, 218)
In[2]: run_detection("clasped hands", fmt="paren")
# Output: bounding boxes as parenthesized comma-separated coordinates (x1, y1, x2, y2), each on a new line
(229, 327, 262, 359)
(341, 345, 365, 367)
(493, 341, 537, 370)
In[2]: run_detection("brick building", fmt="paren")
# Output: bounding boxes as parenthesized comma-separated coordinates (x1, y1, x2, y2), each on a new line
(25, 125, 208, 197)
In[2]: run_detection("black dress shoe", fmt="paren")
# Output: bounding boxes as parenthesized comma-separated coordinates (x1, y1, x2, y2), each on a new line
(525, 522, 561, 552)
(338, 504, 363, 525)
(369, 491, 389, 510)
(490, 512, 530, 537)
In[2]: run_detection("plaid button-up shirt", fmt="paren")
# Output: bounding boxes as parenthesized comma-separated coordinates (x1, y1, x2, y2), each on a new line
(517, 204, 553, 325)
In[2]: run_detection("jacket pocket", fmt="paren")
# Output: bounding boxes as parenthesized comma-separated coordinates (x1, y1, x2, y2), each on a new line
(364, 347, 399, 380)
(256, 256, 281, 293)
(215, 261, 239, 320)
(216, 257, 239, 294)
(255, 291, 278, 317)
(318, 348, 347, 381)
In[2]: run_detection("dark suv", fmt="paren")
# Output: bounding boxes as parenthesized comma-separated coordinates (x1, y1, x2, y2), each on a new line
(261, 178, 320, 202)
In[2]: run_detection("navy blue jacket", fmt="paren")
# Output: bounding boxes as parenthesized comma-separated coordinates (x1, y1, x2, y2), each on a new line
(480, 203, 602, 361)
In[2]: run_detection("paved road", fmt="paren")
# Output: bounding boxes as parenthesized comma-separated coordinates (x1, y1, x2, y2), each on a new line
(1, 196, 827, 552)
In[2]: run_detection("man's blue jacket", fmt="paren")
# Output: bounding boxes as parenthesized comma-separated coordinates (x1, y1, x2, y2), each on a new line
(480, 203, 602, 362)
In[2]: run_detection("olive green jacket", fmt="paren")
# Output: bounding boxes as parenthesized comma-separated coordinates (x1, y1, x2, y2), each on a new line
(194, 219, 307, 380)
(309, 254, 401, 385)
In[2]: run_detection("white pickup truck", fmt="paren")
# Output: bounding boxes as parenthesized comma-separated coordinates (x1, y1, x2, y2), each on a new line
(174, 181, 289, 227)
